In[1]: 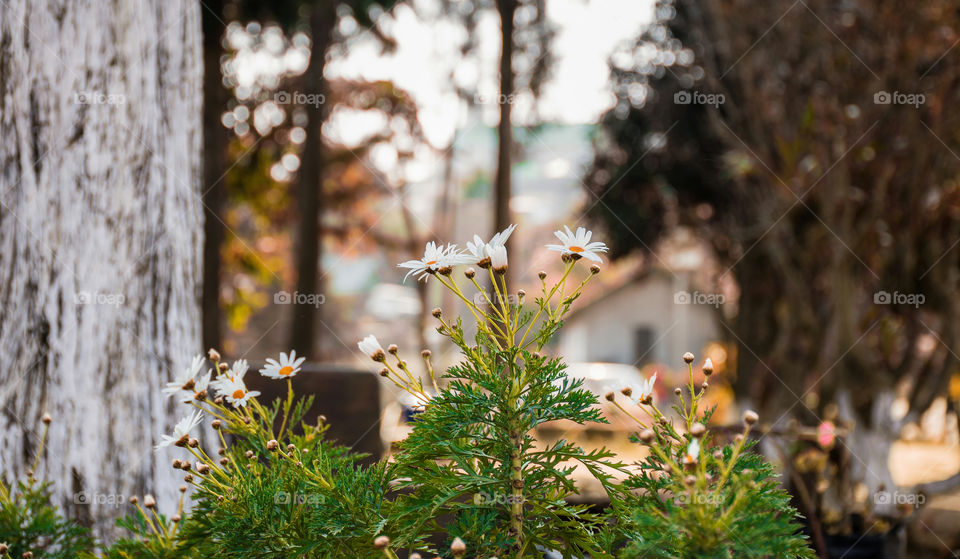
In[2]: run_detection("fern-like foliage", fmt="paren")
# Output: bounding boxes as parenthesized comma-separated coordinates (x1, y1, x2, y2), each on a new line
(605, 357, 816, 559)
(0, 418, 94, 559)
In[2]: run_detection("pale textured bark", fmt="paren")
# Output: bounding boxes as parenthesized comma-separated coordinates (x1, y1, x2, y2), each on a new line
(0, 0, 203, 533)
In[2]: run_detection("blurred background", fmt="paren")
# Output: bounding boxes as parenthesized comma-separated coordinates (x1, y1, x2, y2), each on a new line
(3, 0, 960, 556)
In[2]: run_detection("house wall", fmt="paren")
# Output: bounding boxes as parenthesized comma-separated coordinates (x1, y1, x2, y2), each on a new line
(557, 273, 722, 367)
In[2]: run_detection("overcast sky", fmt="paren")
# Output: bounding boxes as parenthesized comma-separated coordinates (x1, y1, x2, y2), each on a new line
(327, 0, 655, 147)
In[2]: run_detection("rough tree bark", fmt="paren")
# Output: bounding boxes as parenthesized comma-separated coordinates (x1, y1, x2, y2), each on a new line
(0, 0, 203, 532)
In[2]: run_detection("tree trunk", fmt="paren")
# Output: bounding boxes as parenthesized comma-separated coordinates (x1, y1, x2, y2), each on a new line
(495, 0, 516, 287)
(0, 0, 203, 533)
(290, 4, 334, 358)
(202, 0, 227, 352)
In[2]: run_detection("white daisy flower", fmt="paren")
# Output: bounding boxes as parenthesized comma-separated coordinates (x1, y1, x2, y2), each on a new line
(466, 224, 517, 267)
(219, 377, 260, 408)
(398, 242, 471, 282)
(545, 226, 609, 263)
(180, 369, 213, 403)
(163, 354, 206, 397)
(155, 410, 203, 450)
(231, 359, 249, 379)
(488, 244, 508, 272)
(358, 335, 386, 361)
(210, 359, 249, 394)
(636, 372, 657, 404)
(260, 350, 306, 379)
(684, 438, 700, 466)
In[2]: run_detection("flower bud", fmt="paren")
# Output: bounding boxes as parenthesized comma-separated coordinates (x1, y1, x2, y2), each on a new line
(538, 271, 547, 280)
(180, 485, 187, 493)
(42, 413, 52, 424)
(188, 437, 199, 448)
(172, 459, 182, 469)
(144, 495, 156, 509)
(171, 514, 181, 523)
(0, 544, 7, 554)
(604, 391, 615, 402)
(245, 450, 255, 459)
(212, 419, 222, 430)
(590, 264, 600, 274)
(432, 307, 442, 318)
(465, 268, 476, 279)
(674, 387, 682, 396)
(287, 444, 296, 452)
(639, 429, 655, 443)
(421, 349, 432, 358)
(684, 475, 697, 486)
(743, 410, 759, 426)
(702, 358, 714, 376)
(208, 348, 221, 361)
(682, 352, 695, 364)
(373, 535, 391, 549)
(379, 368, 389, 377)
(184, 474, 193, 483)
(517, 289, 526, 298)
(387, 344, 399, 355)
(196, 463, 210, 474)
(218, 362, 229, 372)
(128, 496, 138, 505)
(267, 440, 279, 451)
(220, 457, 229, 466)
(23, 552, 33, 559)
(451, 537, 467, 556)
(620, 386, 633, 397)
(690, 423, 706, 437)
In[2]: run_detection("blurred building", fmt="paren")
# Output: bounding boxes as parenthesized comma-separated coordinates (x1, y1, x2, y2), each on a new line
(556, 266, 721, 366)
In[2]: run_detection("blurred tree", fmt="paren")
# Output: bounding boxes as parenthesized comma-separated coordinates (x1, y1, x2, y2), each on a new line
(210, 0, 396, 359)
(439, 0, 555, 287)
(0, 0, 202, 533)
(587, 0, 960, 515)
(202, 0, 230, 352)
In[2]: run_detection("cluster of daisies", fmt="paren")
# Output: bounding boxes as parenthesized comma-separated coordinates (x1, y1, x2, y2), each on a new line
(156, 349, 306, 450)
(397, 224, 609, 282)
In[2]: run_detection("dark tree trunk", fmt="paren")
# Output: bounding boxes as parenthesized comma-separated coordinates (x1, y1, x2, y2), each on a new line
(290, 5, 335, 358)
(202, 0, 227, 353)
(495, 0, 516, 287)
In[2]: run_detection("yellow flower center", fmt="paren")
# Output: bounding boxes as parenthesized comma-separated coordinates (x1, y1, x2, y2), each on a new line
(279, 366, 294, 376)
(232, 389, 245, 399)
(569, 245, 584, 252)
(425, 260, 437, 266)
